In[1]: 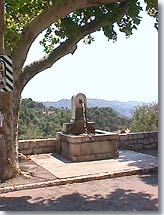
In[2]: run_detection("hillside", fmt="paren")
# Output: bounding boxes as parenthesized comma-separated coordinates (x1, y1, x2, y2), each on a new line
(18, 98, 130, 139)
(42, 99, 146, 117)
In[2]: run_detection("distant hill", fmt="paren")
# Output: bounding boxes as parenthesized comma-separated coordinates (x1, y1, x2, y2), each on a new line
(42, 99, 147, 117)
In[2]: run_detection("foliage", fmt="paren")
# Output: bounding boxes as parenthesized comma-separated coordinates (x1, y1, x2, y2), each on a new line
(18, 98, 130, 139)
(39, 0, 144, 53)
(5, 0, 50, 52)
(87, 107, 130, 132)
(4, 0, 158, 54)
(131, 102, 158, 132)
(144, 0, 158, 29)
(18, 98, 70, 139)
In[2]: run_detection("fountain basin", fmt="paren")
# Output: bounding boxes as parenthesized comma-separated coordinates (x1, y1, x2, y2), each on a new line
(56, 130, 119, 162)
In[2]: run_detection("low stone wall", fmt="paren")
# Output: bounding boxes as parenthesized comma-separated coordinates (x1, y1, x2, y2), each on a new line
(18, 131, 158, 155)
(118, 131, 158, 151)
(19, 138, 56, 155)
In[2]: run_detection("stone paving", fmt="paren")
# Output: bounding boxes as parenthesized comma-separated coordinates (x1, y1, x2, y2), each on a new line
(30, 150, 157, 179)
(0, 150, 158, 194)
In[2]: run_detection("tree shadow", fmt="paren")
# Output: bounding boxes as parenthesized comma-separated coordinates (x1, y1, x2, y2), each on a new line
(138, 173, 158, 187)
(1, 188, 158, 211)
(136, 149, 158, 157)
(51, 153, 73, 164)
(117, 150, 158, 169)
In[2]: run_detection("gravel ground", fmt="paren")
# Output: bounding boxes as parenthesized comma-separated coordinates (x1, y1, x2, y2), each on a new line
(0, 159, 57, 188)
(0, 173, 158, 211)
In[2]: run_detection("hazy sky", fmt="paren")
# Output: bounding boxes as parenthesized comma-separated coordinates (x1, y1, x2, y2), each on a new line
(22, 4, 158, 103)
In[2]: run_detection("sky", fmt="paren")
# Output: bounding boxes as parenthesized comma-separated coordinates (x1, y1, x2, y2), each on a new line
(22, 4, 158, 103)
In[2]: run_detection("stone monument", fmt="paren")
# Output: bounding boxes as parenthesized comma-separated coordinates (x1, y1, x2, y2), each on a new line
(56, 93, 119, 161)
(62, 93, 95, 134)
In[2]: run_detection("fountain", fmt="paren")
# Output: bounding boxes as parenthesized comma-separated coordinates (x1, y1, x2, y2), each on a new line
(56, 93, 119, 161)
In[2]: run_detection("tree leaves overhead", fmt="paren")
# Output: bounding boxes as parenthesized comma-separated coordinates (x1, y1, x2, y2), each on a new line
(40, 1, 143, 54)
(5, 0, 49, 52)
(5, 0, 158, 54)
(117, 1, 142, 37)
(144, 0, 158, 29)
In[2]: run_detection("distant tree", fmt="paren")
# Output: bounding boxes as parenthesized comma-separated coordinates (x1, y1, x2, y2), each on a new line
(87, 107, 130, 131)
(131, 103, 158, 132)
(18, 99, 130, 139)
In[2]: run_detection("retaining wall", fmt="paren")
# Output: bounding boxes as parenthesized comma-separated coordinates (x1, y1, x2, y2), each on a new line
(18, 131, 158, 155)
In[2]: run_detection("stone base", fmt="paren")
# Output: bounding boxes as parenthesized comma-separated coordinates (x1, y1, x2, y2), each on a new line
(56, 130, 119, 162)
(62, 120, 95, 135)
(66, 152, 119, 162)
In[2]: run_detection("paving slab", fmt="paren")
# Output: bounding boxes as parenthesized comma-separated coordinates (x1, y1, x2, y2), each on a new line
(30, 150, 158, 179)
(0, 150, 158, 194)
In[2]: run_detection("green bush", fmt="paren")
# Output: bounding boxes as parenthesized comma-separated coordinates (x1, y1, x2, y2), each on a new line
(131, 103, 158, 132)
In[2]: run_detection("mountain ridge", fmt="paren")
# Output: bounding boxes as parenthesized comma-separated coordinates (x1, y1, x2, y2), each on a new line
(42, 99, 148, 117)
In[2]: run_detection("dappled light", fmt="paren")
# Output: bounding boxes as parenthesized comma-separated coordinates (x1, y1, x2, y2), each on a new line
(0, 188, 158, 211)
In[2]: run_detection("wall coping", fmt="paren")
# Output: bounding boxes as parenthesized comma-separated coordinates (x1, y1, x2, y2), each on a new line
(19, 138, 56, 142)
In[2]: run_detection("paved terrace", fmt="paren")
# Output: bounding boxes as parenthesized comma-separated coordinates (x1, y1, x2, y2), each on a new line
(0, 149, 158, 194)
(30, 150, 158, 179)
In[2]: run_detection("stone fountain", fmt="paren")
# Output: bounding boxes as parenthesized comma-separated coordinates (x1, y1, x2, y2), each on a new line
(56, 93, 119, 161)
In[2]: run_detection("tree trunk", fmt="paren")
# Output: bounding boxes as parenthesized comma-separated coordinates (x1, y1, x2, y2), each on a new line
(0, 90, 20, 181)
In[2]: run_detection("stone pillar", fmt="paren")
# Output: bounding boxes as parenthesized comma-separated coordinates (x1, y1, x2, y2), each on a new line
(71, 93, 87, 121)
(62, 93, 95, 134)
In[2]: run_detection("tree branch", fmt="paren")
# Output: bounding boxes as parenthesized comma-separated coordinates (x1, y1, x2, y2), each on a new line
(13, 0, 126, 75)
(18, 2, 128, 92)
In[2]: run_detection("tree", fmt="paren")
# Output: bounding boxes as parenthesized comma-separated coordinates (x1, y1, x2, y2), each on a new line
(0, 0, 158, 180)
(131, 103, 158, 132)
(18, 99, 130, 139)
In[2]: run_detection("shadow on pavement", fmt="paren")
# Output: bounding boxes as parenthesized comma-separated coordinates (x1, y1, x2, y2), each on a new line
(116, 150, 158, 170)
(1, 188, 158, 211)
(139, 173, 158, 187)
(51, 153, 73, 164)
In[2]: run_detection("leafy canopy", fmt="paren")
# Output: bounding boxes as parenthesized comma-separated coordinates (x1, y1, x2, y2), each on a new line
(131, 103, 158, 132)
(5, 0, 158, 54)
